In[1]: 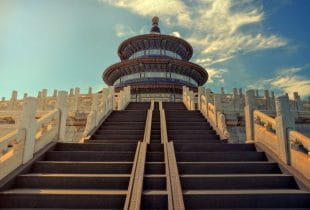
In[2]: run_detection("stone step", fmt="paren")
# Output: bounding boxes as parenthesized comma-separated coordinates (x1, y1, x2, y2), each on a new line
(145, 162, 165, 175)
(92, 134, 143, 140)
(146, 152, 164, 162)
(169, 135, 220, 140)
(180, 174, 298, 190)
(87, 139, 140, 144)
(15, 174, 130, 189)
(143, 175, 166, 190)
(95, 129, 144, 135)
(0, 189, 127, 209)
(32, 161, 133, 174)
(105, 118, 146, 122)
(167, 125, 212, 130)
(99, 125, 145, 130)
(166, 118, 207, 122)
(183, 189, 310, 209)
(178, 162, 281, 174)
(176, 151, 267, 162)
(141, 191, 168, 209)
(45, 151, 135, 162)
(174, 143, 255, 152)
(170, 139, 225, 144)
(169, 130, 216, 134)
(55, 142, 137, 151)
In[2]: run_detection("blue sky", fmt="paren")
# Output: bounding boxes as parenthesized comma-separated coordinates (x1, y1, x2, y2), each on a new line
(0, 0, 309, 99)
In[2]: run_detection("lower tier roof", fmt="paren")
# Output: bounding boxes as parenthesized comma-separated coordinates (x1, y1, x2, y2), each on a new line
(103, 57, 208, 86)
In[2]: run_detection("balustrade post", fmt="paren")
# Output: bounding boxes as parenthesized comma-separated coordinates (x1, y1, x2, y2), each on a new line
(56, 91, 68, 142)
(275, 95, 295, 164)
(233, 88, 238, 111)
(220, 87, 225, 94)
(189, 90, 195, 110)
(198, 86, 205, 110)
(214, 94, 221, 126)
(108, 86, 114, 111)
(264, 90, 271, 110)
(239, 88, 243, 97)
(18, 97, 37, 164)
(271, 91, 276, 110)
(69, 88, 74, 96)
(244, 89, 255, 142)
(8, 90, 18, 111)
(41, 89, 48, 111)
(73, 88, 80, 111)
(53, 89, 58, 97)
(255, 90, 259, 97)
(293, 92, 302, 111)
(101, 88, 110, 112)
(83, 93, 98, 137)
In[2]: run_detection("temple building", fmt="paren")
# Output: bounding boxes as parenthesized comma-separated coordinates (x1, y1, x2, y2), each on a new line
(103, 17, 208, 102)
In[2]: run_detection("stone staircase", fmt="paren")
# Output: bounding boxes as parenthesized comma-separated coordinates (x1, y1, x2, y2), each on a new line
(163, 102, 310, 209)
(0, 102, 309, 209)
(0, 102, 149, 209)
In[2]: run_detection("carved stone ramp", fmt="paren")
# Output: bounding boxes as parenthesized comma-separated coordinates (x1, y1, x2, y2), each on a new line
(163, 102, 310, 209)
(0, 102, 150, 209)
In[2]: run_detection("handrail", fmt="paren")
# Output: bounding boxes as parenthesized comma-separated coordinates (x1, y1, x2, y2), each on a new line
(124, 103, 150, 209)
(160, 107, 185, 210)
(143, 109, 153, 144)
(82, 110, 113, 142)
(160, 109, 168, 144)
(35, 109, 61, 152)
(124, 141, 141, 210)
(290, 130, 310, 153)
(36, 109, 59, 126)
(254, 110, 276, 129)
(164, 140, 174, 210)
(167, 142, 185, 210)
(124, 141, 147, 210)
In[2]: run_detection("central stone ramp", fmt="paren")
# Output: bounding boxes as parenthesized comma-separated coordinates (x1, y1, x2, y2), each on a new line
(163, 102, 310, 209)
(0, 102, 149, 209)
(141, 102, 168, 209)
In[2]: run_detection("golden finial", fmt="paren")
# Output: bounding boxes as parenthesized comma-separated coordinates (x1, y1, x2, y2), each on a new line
(152, 16, 159, 25)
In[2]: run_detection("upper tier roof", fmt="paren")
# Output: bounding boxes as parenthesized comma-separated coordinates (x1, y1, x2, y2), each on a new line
(117, 34, 193, 61)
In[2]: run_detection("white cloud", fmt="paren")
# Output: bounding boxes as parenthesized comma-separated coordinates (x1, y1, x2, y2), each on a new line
(101, 0, 287, 67)
(171, 31, 181, 38)
(100, 0, 191, 25)
(248, 67, 310, 97)
(206, 68, 228, 84)
(191, 33, 286, 66)
(115, 24, 135, 37)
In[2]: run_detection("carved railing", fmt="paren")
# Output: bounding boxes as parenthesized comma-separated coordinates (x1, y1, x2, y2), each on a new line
(183, 86, 194, 111)
(290, 130, 310, 153)
(253, 110, 278, 155)
(290, 130, 310, 179)
(34, 109, 60, 152)
(83, 87, 115, 140)
(198, 93, 229, 140)
(0, 129, 25, 180)
(0, 92, 68, 180)
(249, 95, 310, 180)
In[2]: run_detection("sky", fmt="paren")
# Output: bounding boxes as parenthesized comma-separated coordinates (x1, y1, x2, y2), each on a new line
(0, 0, 309, 99)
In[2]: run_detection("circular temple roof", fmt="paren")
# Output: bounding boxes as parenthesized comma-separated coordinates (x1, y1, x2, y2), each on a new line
(117, 34, 193, 61)
(103, 57, 208, 86)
